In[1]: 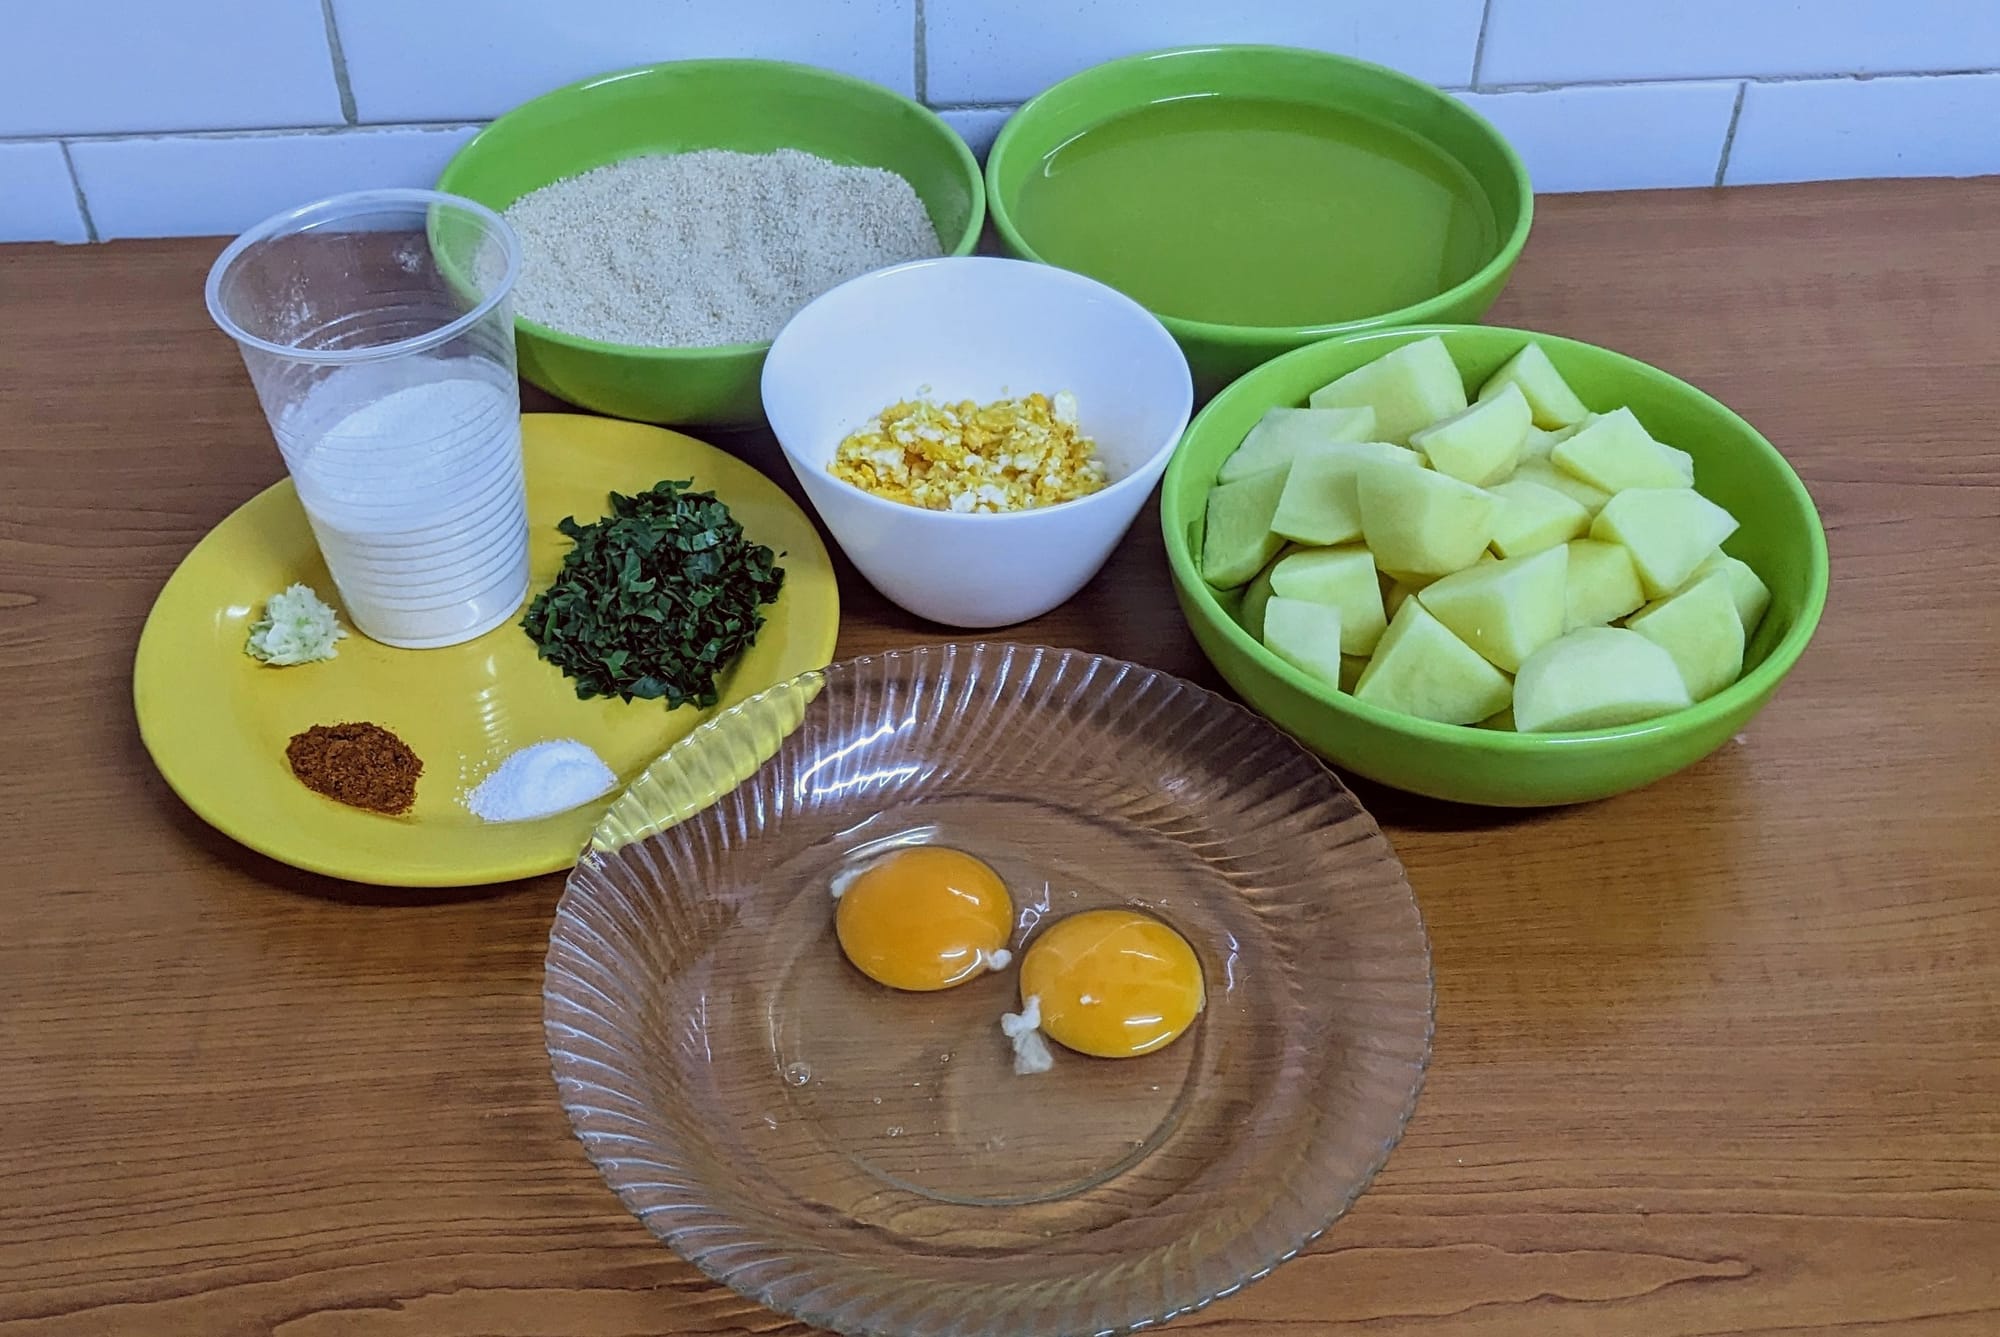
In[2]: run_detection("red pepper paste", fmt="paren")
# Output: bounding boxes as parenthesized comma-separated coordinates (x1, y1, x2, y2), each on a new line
(285, 721, 422, 816)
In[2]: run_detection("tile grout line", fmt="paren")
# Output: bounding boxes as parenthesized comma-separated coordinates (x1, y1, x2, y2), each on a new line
(319, 0, 359, 125)
(0, 67, 1987, 145)
(3, 61, 1990, 150)
(1714, 81, 1749, 187)
(1474, 65, 2000, 95)
(913, 0, 928, 103)
(0, 121, 486, 145)
(1469, 0, 1495, 89)
(56, 141, 98, 243)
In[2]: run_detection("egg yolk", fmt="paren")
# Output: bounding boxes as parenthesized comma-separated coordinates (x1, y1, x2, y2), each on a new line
(833, 846, 1015, 992)
(1018, 909, 1205, 1058)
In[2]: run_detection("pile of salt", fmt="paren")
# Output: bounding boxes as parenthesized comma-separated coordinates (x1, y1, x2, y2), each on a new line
(466, 740, 616, 823)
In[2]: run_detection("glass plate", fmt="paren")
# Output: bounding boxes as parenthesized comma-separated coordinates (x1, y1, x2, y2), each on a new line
(546, 644, 1432, 1336)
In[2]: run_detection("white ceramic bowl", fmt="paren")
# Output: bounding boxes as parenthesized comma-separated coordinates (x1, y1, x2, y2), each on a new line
(762, 256, 1194, 628)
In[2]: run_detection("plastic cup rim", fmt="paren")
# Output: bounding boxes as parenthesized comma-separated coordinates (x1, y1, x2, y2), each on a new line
(203, 187, 522, 367)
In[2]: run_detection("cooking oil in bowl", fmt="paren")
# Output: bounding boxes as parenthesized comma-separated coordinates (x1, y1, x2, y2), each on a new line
(1011, 95, 1499, 328)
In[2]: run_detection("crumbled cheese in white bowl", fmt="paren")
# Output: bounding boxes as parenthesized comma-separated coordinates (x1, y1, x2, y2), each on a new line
(761, 256, 1195, 629)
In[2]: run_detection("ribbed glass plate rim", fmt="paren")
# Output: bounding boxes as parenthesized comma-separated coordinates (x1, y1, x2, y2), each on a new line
(546, 643, 1436, 1337)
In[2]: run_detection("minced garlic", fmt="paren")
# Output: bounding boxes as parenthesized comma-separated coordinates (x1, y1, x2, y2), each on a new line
(246, 583, 346, 666)
(830, 391, 1109, 514)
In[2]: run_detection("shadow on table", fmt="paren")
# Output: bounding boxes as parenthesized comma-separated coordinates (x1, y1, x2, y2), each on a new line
(150, 776, 545, 908)
(1342, 773, 1565, 834)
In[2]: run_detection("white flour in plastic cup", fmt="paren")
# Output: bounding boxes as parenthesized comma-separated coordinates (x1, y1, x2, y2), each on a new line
(206, 188, 529, 649)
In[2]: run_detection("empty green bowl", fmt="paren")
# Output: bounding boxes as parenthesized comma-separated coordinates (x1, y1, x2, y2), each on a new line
(1161, 325, 1830, 807)
(987, 46, 1533, 396)
(438, 60, 984, 426)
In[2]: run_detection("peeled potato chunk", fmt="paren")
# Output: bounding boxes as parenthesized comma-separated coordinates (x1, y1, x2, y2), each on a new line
(1308, 335, 1467, 444)
(1514, 627, 1692, 733)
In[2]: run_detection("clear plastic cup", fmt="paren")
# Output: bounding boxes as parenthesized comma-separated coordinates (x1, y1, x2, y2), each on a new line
(206, 188, 529, 649)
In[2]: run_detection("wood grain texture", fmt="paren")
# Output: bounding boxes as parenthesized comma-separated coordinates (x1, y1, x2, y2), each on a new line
(1, 177, 1996, 1336)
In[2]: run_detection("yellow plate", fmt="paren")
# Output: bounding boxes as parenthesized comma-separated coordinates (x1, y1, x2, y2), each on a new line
(133, 414, 840, 887)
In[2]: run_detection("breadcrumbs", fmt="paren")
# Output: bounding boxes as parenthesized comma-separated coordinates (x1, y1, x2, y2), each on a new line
(830, 392, 1109, 514)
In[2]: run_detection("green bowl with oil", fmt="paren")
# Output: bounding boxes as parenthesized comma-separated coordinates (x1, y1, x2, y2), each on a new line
(1162, 325, 1830, 807)
(987, 46, 1533, 395)
(438, 59, 984, 427)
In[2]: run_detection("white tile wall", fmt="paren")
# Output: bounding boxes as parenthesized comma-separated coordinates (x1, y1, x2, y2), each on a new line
(0, 1, 342, 137)
(1480, 0, 2000, 86)
(2, 0, 1996, 243)
(938, 108, 1014, 162)
(0, 143, 89, 244)
(1727, 73, 2000, 185)
(1460, 82, 1742, 193)
(70, 126, 480, 240)
(331, 0, 917, 121)
(925, 0, 1483, 104)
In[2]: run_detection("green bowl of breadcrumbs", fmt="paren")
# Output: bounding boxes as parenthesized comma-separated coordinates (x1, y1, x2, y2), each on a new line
(439, 59, 985, 428)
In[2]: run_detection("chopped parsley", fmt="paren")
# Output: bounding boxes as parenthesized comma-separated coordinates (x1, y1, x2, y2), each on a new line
(521, 480, 785, 709)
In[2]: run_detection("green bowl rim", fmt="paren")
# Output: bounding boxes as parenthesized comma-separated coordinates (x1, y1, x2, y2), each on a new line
(1160, 323, 1832, 750)
(436, 57, 988, 363)
(984, 44, 1535, 347)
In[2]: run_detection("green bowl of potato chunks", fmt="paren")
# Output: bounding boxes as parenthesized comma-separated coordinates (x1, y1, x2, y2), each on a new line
(1162, 325, 1828, 806)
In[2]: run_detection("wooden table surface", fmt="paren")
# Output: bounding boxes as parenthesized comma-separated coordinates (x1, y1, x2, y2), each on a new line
(2, 178, 1997, 1337)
